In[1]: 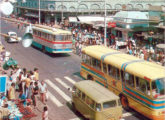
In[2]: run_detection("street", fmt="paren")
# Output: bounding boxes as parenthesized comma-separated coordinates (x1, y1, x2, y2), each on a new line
(0, 19, 149, 120)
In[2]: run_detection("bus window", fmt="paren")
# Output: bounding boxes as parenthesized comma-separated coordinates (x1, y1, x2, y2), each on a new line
(56, 35, 63, 41)
(86, 55, 91, 65)
(151, 78, 165, 99)
(96, 103, 101, 111)
(124, 72, 134, 87)
(96, 60, 101, 70)
(108, 65, 120, 80)
(86, 96, 95, 109)
(82, 92, 86, 101)
(136, 77, 150, 95)
(92, 58, 97, 67)
(76, 89, 81, 97)
(102, 63, 107, 73)
(103, 100, 116, 109)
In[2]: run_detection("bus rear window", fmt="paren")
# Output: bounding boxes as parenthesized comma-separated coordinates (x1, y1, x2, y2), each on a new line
(103, 100, 116, 109)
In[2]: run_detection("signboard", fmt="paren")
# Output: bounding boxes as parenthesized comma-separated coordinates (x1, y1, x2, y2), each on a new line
(108, 22, 116, 28)
(0, 76, 7, 93)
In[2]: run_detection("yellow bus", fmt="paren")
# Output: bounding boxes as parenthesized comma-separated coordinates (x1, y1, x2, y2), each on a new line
(80, 45, 165, 120)
(72, 80, 122, 120)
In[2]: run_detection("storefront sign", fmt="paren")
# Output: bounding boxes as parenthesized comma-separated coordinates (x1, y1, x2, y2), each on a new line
(108, 22, 116, 28)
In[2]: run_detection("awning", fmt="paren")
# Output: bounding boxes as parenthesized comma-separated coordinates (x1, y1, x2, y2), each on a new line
(69, 17, 78, 22)
(24, 13, 39, 18)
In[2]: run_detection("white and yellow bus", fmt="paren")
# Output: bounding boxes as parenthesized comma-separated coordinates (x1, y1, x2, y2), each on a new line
(72, 80, 122, 120)
(80, 45, 165, 120)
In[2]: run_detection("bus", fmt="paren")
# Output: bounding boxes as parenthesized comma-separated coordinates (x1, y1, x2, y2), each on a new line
(32, 26, 72, 53)
(72, 80, 122, 120)
(80, 45, 165, 120)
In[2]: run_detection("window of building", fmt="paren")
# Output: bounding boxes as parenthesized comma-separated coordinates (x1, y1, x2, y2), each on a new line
(124, 72, 134, 87)
(136, 77, 150, 95)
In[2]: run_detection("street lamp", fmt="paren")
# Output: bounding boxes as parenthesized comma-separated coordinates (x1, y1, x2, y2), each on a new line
(104, 0, 107, 46)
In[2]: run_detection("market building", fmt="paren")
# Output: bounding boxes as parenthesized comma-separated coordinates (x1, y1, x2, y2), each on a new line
(15, 0, 165, 24)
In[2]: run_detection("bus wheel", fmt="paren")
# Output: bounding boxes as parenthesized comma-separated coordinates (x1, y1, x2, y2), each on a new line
(120, 95, 129, 110)
(42, 46, 46, 53)
(87, 75, 93, 80)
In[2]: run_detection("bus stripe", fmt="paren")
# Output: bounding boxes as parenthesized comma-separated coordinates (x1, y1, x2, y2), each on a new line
(101, 52, 121, 61)
(121, 60, 145, 71)
(124, 86, 165, 104)
(81, 65, 106, 80)
(124, 90, 165, 109)
(33, 35, 72, 44)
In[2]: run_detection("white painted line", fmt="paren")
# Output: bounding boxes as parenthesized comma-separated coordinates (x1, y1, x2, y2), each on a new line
(45, 79, 71, 101)
(69, 118, 80, 120)
(122, 112, 133, 117)
(64, 76, 76, 84)
(55, 78, 72, 91)
(47, 91, 63, 107)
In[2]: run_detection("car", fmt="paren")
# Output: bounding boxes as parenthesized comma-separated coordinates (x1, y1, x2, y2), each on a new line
(6, 32, 21, 43)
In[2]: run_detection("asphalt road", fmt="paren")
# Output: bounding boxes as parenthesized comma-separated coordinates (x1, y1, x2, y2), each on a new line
(0, 19, 149, 120)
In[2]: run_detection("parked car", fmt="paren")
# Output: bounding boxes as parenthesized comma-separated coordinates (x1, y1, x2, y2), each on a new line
(5, 31, 21, 43)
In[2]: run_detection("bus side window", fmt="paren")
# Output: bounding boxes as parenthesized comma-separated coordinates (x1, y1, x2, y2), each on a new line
(96, 60, 101, 70)
(76, 89, 81, 97)
(136, 77, 150, 95)
(92, 58, 97, 68)
(108, 64, 111, 76)
(102, 63, 107, 74)
(86, 96, 95, 109)
(96, 103, 101, 112)
(124, 72, 134, 87)
(82, 92, 86, 101)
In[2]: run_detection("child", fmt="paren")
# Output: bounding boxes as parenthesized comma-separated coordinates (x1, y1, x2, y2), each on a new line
(42, 106, 48, 120)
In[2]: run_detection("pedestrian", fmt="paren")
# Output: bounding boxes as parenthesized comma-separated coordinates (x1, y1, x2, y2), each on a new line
(40, 80, 47, 105)
(27, 82, 33, 99)
(21, 68, 27, 94)
(22, 74, 31, 98)
(18, 90, 26, 106)
(8, 83, 16, 101)
(42, 106, 48, 120)
(34, 68, 39, 81)
(32, 82, 39, 109)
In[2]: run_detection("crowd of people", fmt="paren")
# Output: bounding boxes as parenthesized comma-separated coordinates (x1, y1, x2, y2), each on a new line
(0, 45, 49, 120)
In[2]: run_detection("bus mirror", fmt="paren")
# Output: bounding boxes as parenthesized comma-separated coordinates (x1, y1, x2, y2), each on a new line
(22, 33, 33, 48)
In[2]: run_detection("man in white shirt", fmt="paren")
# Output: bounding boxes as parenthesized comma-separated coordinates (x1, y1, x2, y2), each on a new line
(40, 81, 47, 104)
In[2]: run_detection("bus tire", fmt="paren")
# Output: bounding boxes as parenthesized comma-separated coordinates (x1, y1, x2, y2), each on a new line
(87, 75, 93, 80)
(42, 46, 46, 53)
(120, 95, 129, 110)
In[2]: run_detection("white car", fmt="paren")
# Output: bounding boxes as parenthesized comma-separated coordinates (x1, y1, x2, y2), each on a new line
(6, 31, 21, 43)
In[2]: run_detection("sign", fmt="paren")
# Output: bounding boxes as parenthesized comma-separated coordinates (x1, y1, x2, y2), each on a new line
(108, 22, 116, 28)
(0, 76, 7, 93)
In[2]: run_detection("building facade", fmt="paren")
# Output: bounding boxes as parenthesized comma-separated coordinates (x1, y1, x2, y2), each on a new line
(15, 0, 165, 23)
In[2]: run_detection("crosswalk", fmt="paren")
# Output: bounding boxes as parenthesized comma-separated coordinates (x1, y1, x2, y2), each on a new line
(44, 76, 135, 120)
(44, 76, 76, 108)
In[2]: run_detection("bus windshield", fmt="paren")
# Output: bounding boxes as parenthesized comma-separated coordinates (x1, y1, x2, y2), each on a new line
(152, 78, 165, 99)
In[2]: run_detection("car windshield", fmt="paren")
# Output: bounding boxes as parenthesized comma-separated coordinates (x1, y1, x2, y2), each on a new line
(103, 100, 116, 110)
(10, 34, 17, 37)
(152, 78, 165, 99)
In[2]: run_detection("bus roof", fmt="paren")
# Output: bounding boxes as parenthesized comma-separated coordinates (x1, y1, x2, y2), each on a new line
(75, 80, 119, 103)
(33, 26, 72, 35)
(82, 45, 165, 80)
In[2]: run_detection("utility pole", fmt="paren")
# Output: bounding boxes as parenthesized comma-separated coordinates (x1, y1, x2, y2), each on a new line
(39, 0, 41, 24)
(61, 1, 63, 23)
(104, 0, 107, 46)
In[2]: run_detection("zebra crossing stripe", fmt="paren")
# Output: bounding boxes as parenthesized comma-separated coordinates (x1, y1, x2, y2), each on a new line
(122, 112, 134, 117)
(47, 91, 63, 107)
(55, 78, 72, 91)
(64, 76, 76, 84)
(45, 79, 71, 101)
